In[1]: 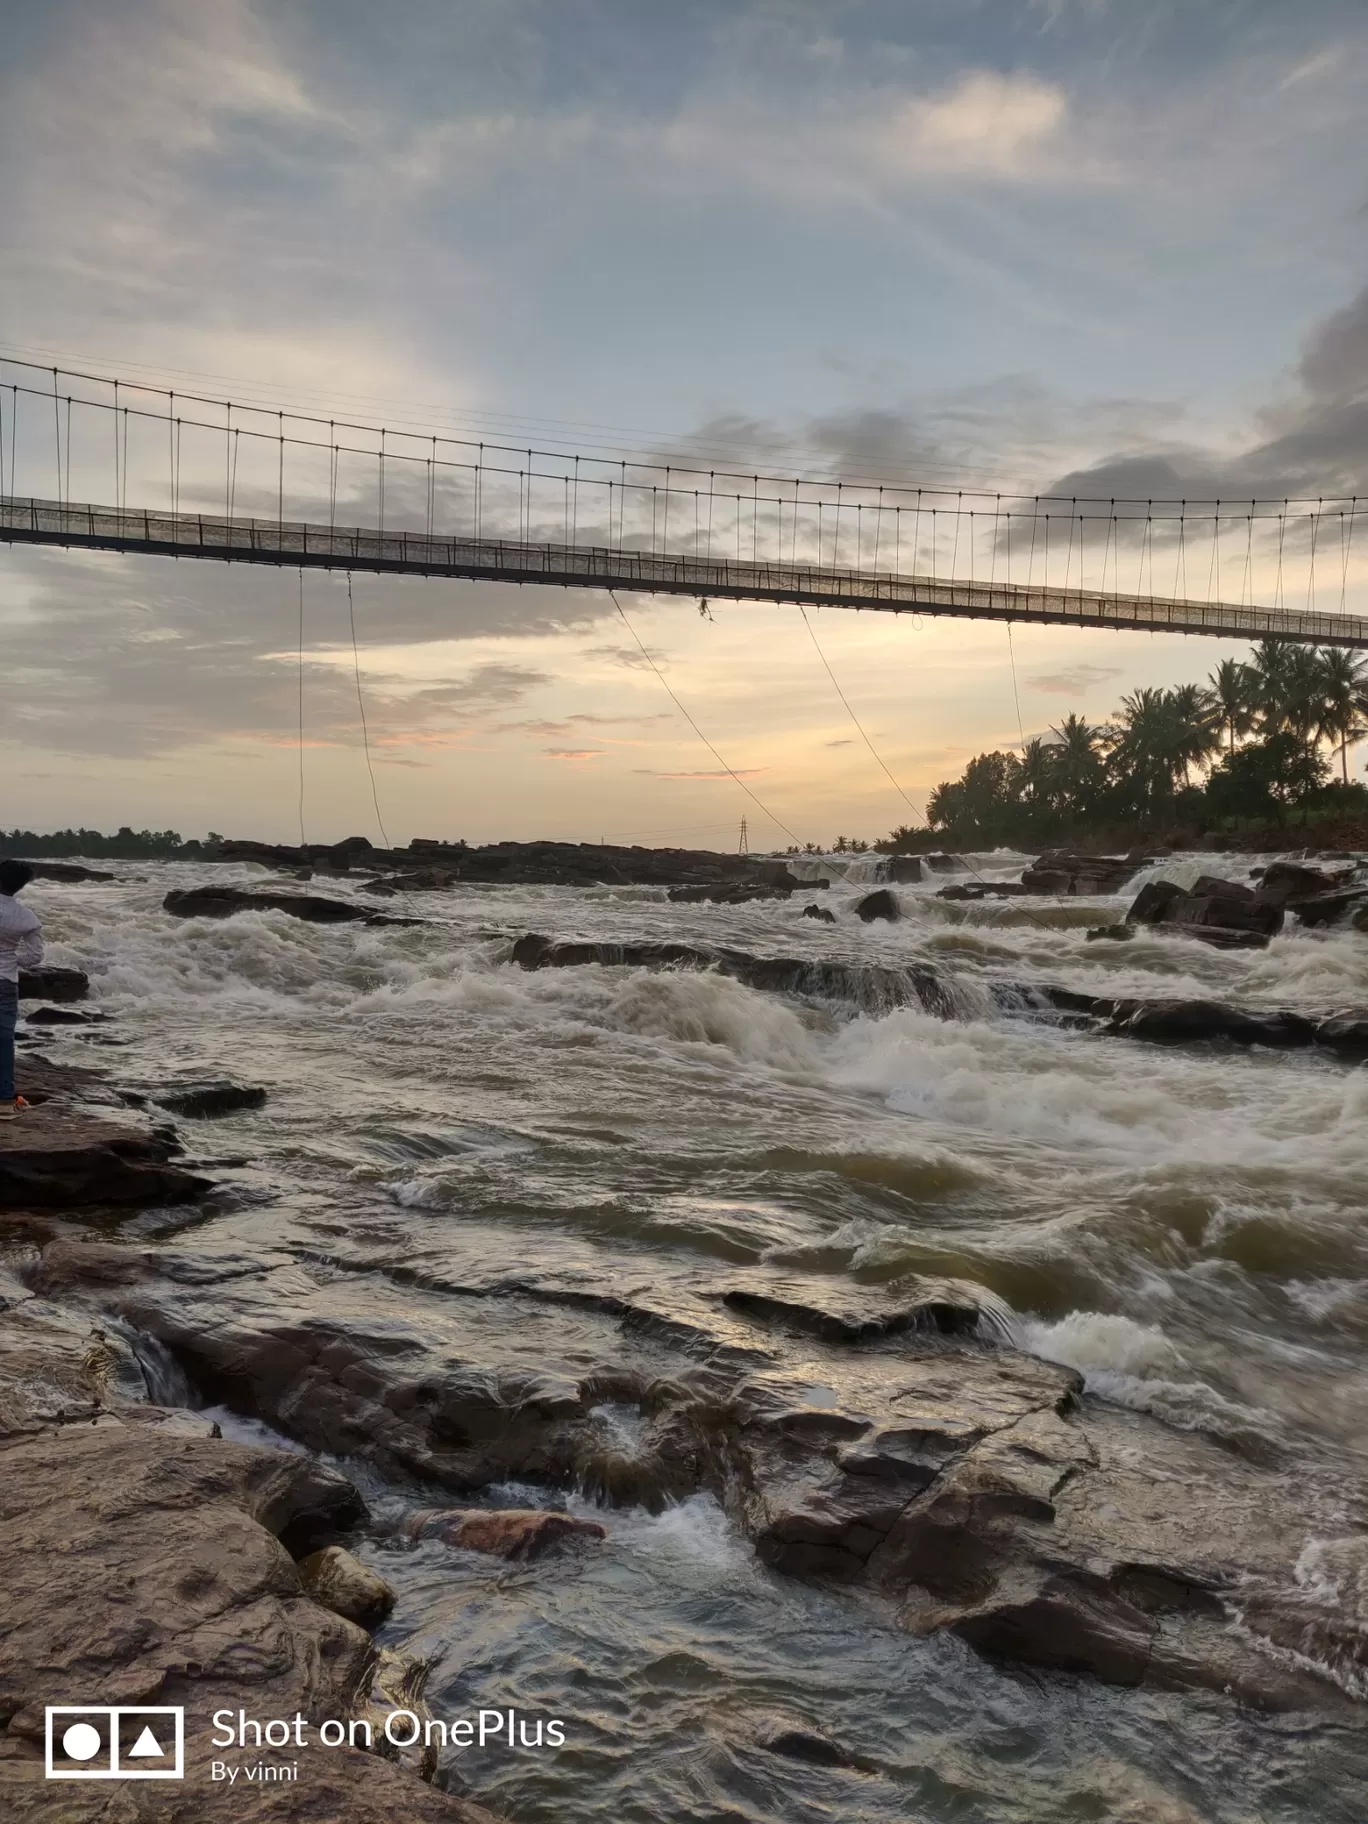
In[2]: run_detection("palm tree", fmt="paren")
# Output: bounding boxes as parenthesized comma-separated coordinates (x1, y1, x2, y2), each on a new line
(1207, 658, 1255, 756)
(1167, 682, 1221, 785)
(1049, 713, 1105, 815)
(1315, 648, 1368, 783)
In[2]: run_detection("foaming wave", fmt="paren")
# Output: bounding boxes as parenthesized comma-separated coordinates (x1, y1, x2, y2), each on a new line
(1019, 1309, 1276, 1440)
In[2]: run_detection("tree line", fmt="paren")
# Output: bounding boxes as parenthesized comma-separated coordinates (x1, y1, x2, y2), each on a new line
(1, 827, 221, 859)
(912, 642, 1368, 847)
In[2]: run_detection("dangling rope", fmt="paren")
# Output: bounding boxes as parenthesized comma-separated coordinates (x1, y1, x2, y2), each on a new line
(609, 590, 802, 846)
(297, 569, 307, 846)
(346, 571, 392, 850)
(799, 606, 919, 821)
(1007, 622, 1027, 755)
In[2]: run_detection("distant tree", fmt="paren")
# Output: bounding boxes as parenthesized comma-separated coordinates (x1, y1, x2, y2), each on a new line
(1208, 658, 1256, 756)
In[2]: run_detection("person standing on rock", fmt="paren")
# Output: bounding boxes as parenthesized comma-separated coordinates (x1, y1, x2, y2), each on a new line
(0, 860, 43, 1120)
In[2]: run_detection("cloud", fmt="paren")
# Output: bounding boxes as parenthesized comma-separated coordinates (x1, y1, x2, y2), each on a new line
(824, 737, 854, 747)
(636, 766, 767, 780)
(1028, 663, 1123, 695)
(543, 746, 603, 761)
(582, 644, 670, 670)
(875, 72, 1069, 181)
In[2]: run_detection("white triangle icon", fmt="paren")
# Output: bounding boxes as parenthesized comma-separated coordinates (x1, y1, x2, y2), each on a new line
(129, 1726, 165, 1758)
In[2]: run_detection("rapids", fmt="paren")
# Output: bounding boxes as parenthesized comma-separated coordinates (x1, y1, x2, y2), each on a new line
(18, 853, 1368, 1822)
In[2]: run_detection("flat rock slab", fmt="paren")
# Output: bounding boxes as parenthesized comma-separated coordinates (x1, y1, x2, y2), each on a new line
(17, 968, 88, 1003)
(0, 1105, 211, 1208)
(34, 1238, 1367, 1713)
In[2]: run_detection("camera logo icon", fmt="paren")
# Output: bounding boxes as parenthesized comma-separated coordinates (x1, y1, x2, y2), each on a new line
(45, 1707, 185, 1780)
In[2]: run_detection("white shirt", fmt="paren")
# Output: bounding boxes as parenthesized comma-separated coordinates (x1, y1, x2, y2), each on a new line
(0, 894, 43, 983)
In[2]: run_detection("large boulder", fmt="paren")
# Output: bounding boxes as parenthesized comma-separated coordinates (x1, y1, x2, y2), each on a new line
(412, 1508, 607, 1560)
(1124, 876, 1283, 947)
(853, 888, 900, 922)
(297, 1544, 396, 1627)
(885, 856, 923, 883)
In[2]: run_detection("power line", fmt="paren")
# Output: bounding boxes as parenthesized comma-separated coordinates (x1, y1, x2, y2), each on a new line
(798, 605, 920, 823)
(346, 572, 391, 850)
(608, 591, 802, 847)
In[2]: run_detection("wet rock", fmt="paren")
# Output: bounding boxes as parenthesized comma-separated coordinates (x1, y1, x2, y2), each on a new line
(921, 852, 965, 872)
(1023, 853, 1138, 895)
(156, 1080, 268, 1119)
(722, 1277, 1013, 1346)
(668, 879, 797, 904)
(163, 885, 414, 926)
(413, 1507, 607, 1560)
(36, 1240, 1363, 1713)
(1126, 880, 1187, 925)
(1292, 886, 1368, 927)
(16, 859, 116, 882)
(0, 1306, 501, 1820)
(1256, 860, 1355, 906)
(362, 867, 459, 893)
(21, 1004, 107, 1024)
(17, 966, 88, 1002)
(0, 1104, 212, 1208)
(1086, 923, 1133, 941)
(511, 933, 955, 1018)
(1104, 999, 1315, 1049)
(1125, 877, 1283, 947)
(885, 856, 923, 883)
(853, 888, 899, 922)
(749, 1714, 856, 1768)
(801, 902, 837, 923)
(1314, 1012, 1368, 1056)
(938, 881, 1028, 900)
(298, 1545, 396, 1628)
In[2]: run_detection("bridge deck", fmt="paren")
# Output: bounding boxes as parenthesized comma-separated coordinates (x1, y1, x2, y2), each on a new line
(5, 496, 1365, 647)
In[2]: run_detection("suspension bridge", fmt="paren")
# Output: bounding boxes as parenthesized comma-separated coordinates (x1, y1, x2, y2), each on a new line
(2, 356, 1365, 648)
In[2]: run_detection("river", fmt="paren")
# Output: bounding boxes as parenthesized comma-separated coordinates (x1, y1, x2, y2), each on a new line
(23, 853, 1368, 1822)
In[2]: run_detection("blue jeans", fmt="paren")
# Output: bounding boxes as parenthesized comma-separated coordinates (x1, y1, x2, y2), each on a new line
(0, 980, 16, 1102)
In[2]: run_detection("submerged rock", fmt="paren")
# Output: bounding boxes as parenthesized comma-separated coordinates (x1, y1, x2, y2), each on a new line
(413, 1507, 607, 1560)
(298, 1544, 396, 1628)
(156, 1081, 268, 1119)
(801, 902, 837, 923)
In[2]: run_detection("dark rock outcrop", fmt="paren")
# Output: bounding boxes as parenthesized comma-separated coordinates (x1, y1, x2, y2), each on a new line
(937, 882, 1029, 900)
(801, 902, 837, 923)
(1104, 999, 1315, 1049)
(17, 967, 88, 1002)
(164, 886, 415, 927)
(0, 1104, 212, 1208)
(853, 888, 900, 923)
(668, 878, 798, 904)
(885, 856, 923, 883)
(1022, 853, 1139, 895)
(22, 1005, 107, 1025)
(16, 860, 116, 882)
(510, 934, 957, 1017)
(1126, 876, 1284, 948)
(155, 1081, 268, 1119)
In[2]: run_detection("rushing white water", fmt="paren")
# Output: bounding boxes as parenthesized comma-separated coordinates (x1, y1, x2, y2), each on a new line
(16, 852, 1368, 1822)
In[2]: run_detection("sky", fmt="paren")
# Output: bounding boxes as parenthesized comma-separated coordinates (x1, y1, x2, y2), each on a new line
(1, 0, 1367, 848)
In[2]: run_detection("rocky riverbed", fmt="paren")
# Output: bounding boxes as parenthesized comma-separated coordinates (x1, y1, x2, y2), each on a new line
(2, 850, 1367, 1821)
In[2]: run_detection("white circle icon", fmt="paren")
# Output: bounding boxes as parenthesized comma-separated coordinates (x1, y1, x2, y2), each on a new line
(61, 1722, 103, 1762)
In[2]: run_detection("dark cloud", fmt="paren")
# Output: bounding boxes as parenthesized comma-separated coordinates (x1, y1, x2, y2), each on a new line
(1048, 282, 1368, 504)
